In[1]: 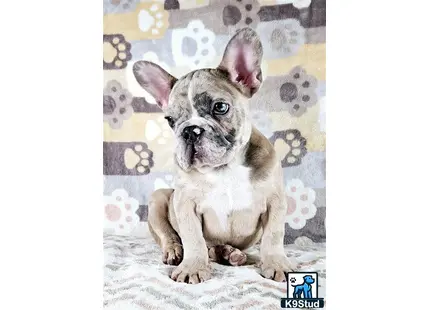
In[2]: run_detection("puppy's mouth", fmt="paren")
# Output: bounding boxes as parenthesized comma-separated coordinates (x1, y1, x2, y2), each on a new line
(184, 144, 199, 165)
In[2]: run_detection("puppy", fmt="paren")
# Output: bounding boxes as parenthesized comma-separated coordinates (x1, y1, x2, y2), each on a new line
(133, 28, 294, 284)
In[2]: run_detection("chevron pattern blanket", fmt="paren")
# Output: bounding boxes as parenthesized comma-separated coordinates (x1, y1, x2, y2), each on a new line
(104, 234, 326, 309)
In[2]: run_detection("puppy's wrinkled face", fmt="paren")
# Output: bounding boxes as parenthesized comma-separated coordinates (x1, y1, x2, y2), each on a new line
(133, 28, 263, 172)
(164, 69, 248, 171)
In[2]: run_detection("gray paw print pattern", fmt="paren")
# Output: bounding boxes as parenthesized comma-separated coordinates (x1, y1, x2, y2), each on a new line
(103, 0, 139, 14)
(257, 19, 305, 59)
(103, 80, 134, 129)
(282, 66, 318, 117)
(258, 0, 326, 28)
(103, 34, 132, 70)
(221, 0, 261, 31)
(249, 66, 319, 115)
(103, 0, 326, 249)
(164, 0, 180, 10)
(167, 0, 261, 35)
(270, 129, 307, 167)
(166, 0, 326, 34)
(103, 142, 154, 175)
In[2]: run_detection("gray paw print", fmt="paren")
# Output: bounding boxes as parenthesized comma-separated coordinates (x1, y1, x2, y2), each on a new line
(280, 66, 318, 117)
(257, 18, 305, 58)
(221, 0, 261, 31)
(103, 80, 134, 129)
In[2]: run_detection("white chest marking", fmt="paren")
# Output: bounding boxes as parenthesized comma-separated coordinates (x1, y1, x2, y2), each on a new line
(199, 165, 253, 230)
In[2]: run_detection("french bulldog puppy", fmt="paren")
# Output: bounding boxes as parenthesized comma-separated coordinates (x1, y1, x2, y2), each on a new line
(133, 28, 295, 284)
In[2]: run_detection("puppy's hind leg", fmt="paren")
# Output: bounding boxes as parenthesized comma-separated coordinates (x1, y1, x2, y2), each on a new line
(148, 189, 183, 266)
(208, 245, 247, 266)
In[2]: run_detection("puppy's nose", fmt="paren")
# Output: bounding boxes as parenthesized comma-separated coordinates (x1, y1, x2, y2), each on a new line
(182, 125, 205, 144)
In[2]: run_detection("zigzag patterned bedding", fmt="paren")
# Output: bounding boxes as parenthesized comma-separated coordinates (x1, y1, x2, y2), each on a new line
(104, 234, 326, 309)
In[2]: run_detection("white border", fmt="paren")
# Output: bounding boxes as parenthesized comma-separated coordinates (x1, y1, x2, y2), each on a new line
(1, 0, 430, 309)
(329, 0, 430, 309)
(1, 1, 102, 309)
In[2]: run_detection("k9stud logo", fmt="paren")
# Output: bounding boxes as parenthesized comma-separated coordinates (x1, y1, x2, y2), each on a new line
(281, 272, 325, 308)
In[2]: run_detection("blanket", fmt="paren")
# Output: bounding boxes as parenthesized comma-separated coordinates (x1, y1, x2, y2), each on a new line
(104, 234, 326, 309)
(103, 0, 326, 245)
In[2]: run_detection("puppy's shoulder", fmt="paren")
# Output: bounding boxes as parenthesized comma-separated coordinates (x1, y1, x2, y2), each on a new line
(243, 126, 277, 181)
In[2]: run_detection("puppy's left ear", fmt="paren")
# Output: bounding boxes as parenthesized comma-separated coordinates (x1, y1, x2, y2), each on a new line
(133, 61, 177, 110)
(218, 28, 263, 98)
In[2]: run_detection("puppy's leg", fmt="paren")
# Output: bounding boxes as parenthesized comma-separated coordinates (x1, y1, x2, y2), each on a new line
(170, 193, 211, 284)
(208, 245, 247, 266)
(259, 193, 295, 282)
(148, 188, 183, 266)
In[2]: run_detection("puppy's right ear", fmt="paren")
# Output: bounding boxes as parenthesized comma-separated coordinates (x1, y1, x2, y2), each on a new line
(133, 61, 177, 109)
(218, 28, 263, 98)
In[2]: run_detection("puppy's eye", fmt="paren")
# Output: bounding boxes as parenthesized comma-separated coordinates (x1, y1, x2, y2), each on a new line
(213, 102, 229, 115)
(164, 116, 175, 128)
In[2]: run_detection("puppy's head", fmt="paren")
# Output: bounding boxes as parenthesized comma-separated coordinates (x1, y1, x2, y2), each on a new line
(133, 28, 263, 172)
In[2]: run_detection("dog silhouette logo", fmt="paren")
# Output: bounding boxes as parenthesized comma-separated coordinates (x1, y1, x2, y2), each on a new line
(281, 272, 324, 308)
(292, 275, 315, 298)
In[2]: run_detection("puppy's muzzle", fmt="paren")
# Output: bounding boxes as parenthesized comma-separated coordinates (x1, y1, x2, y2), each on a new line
(182, 125, 205, 145)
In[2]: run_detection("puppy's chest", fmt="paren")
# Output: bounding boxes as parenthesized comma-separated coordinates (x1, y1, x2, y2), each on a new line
(194, 166, 254, 227)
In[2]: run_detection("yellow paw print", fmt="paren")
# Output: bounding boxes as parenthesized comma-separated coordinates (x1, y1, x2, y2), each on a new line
(124, 143, 154, 175)
(270, 129, 307, 167)
(145, 115, 173, 145)
(103, 34, 132, 70)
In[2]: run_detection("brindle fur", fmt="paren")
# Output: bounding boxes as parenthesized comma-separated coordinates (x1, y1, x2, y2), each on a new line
(134, 28, 295, 284)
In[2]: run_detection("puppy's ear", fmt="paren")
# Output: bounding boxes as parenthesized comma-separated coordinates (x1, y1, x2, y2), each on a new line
(133, 61, 177, 109)
(218, 28, 263, 97)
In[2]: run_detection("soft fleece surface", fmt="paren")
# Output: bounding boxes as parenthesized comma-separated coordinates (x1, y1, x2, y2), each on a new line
(104, 234, 326, 309)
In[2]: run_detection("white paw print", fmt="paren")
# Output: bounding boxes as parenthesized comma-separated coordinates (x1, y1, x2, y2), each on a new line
(285, 179, 317, 229)
(145, 115, 173, 145)
(104, 189, 140, 235)
(171, 20, 216, 69)
(138, 3, 169, 36)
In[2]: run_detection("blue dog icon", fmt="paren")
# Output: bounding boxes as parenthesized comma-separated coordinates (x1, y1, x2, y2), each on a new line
(292, 275, 315, 299)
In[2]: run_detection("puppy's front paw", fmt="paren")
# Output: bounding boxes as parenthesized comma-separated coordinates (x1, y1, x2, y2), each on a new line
(260, 254, 295, 282)
(171, 259, 212, 284)
(162, 242, 183, 266)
